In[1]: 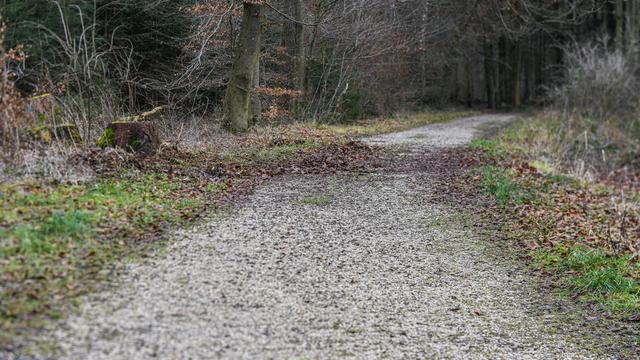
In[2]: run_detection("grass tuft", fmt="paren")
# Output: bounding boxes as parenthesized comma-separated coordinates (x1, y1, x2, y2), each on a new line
(479, 166, 528, 205)
(532, 245, 640, 314)
(573, 268, 638, 295)
(470, 139, 499, 156)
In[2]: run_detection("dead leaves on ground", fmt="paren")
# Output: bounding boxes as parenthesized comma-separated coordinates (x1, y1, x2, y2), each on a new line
(452, 149, 639, 262)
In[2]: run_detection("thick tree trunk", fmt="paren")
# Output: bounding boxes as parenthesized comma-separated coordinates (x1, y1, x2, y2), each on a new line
(250, 56, 261, 125)
(224, 3, 262, 133)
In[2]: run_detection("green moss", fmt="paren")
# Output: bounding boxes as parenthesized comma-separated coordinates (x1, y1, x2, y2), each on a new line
(295, 195, 333, 206)
(0, 173, 213, 347)
(32, 126, 53, 143)
(55, 124, 82, 144)
(96, 127, 115, 148)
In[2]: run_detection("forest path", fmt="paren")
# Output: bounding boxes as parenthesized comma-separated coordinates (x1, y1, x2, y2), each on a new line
(48, 115, 621, 359)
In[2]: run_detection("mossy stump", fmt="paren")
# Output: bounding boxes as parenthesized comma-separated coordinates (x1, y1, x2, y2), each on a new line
(97, 121, 160, 155)
(34, 124, 82, 144)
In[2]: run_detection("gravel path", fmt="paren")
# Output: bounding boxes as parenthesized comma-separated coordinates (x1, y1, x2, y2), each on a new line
(38, 115, 634, 359)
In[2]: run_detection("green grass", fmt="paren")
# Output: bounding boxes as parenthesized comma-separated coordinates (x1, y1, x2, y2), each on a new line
(533, 246, 640, 314)
(470, 139, 499, 156)
(479, 165, 529, 205)
(0, 210, 93, 257)
(0, 173, 225, 347)
(295, 195, 333, 206)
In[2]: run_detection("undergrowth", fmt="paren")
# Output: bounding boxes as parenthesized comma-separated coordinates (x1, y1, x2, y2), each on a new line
(0, 173, 221, 347)
(470, 126, 640, 317)
(1, 110, 464, 350)
(534, 246, 640, 315)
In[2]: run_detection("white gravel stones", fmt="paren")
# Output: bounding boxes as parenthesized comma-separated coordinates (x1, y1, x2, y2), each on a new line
(44, 115, 633, 359)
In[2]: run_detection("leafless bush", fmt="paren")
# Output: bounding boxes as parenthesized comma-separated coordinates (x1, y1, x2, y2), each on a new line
(546, 40, 640, 173)
(156, 110, 230, 150)
(553, 40, 640, 123)
(0, 145, 94, 184)
(37, 2, 132, 142)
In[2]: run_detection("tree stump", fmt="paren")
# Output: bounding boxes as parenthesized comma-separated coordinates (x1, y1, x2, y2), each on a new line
(97, 121, 160, 155)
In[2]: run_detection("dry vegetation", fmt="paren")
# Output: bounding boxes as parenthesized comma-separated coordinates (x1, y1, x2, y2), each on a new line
(1, 108, 469, 350)
(2, 0, 640, 352)
(458, 42, 640, 318)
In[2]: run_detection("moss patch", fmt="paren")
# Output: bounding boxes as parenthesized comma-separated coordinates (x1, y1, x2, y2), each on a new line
(96, 127, 115, 148)
(0, 174, 226, 349)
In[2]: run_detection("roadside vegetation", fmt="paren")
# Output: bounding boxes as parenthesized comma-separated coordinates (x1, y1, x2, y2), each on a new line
(2, 0, 640, 354)
(472, 135, 639, 317)
(464, 39, 640, 318)
(1, 110, 470, 350)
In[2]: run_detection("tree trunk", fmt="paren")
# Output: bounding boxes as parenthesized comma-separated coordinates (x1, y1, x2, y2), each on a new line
(483, 40, 495, 109)
(465, 59, 473, 108)
(292, 0, 306, 115)
(615, 0, 624, 51)
(282, 0, 306, 116)
(627, 0, 639, 50)
(223, 3, 262, 133)
(514, 41, 523, 108)
(250, 55, 262, 125)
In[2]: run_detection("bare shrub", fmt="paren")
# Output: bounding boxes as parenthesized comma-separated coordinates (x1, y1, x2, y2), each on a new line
(553, 40, 640, 123)
(0, 145, 95, 184)
(156, 110, 230, 150)
(549, 40, 640, 173)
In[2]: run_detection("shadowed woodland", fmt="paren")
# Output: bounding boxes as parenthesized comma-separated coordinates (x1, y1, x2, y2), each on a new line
(1, 0, 639, 357)
(1, 1, 638, 133)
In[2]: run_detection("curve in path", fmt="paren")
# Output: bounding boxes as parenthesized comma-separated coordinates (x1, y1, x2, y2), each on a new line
(46, 115, 625, 359)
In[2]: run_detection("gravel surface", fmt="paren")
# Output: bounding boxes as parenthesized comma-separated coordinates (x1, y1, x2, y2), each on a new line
(29, 115, 636, 359)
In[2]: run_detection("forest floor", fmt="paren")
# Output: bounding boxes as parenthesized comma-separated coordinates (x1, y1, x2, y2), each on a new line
(8, 114, 637, 359)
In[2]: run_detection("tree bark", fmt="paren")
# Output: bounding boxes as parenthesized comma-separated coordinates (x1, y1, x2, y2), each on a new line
(250, 55, 262, 125)
(292, 0, 306, 115)
(224, 2, 262, 133)
(465, 59, 473, 108)
(282, 0, 306, 115)
(483, 40, 496, 109)
(514, 41, 523, 108)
